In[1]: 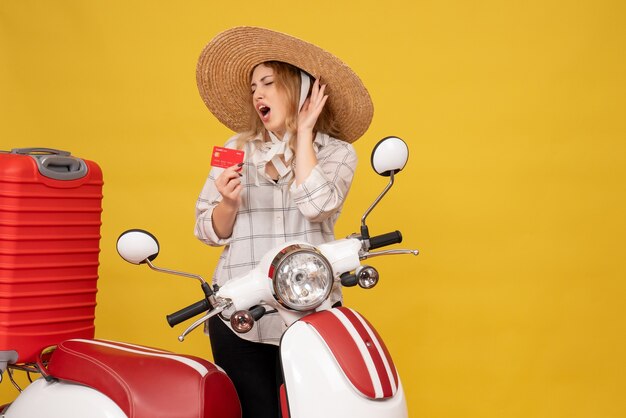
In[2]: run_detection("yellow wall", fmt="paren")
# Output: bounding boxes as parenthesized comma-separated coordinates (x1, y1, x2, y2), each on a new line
(2, 1, 625, 416)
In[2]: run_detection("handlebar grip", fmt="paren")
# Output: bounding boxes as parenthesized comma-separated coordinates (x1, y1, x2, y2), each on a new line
(249, 305, 267, 321)
(340, 272, 358, 287)
(369, 230, 403, 250)
(166, 299, 211, 327)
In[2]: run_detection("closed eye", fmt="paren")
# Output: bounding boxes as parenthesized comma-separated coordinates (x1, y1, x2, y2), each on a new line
(251, 77, 273, 94)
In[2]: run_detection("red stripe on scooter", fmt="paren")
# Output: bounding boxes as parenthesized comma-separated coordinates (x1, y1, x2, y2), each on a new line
(359, 314, 399, 387)
(280, 384, 290, 418)
(303, 310, 376, 398)
(338, 308, 394, 397)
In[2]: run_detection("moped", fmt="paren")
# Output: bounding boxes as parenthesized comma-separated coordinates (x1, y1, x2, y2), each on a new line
(1, 136, 418, 418)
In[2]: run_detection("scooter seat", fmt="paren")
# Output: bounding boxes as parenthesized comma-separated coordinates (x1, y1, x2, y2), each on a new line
(47, 339, 241, 418)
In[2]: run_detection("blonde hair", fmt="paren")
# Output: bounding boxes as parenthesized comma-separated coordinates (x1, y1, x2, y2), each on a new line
(236, 61, 341, 150)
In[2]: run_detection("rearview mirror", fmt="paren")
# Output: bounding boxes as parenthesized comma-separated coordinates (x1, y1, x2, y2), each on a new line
(360, 136, 410, 240)
(116, 229, 160, 264)
(371, 136, 409, 176)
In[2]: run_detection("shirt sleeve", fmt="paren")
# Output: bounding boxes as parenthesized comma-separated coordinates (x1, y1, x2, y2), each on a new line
(194, 167, 233, 246)
(194, 136, 240, 246)
(290, 138, 358, 222)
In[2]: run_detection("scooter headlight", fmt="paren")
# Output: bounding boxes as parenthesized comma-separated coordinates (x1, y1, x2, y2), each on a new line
(269, 244, 333, 311)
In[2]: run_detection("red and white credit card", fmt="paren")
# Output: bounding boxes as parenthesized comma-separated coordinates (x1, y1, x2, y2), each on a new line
(210, 146, 245, 169)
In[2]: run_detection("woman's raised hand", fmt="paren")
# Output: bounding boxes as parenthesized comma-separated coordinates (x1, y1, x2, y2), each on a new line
(297, 78, 328, 134)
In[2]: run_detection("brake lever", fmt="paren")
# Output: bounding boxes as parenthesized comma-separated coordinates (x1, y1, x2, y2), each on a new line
(360, 248, 419, 260)
(177, 301, 231, 342)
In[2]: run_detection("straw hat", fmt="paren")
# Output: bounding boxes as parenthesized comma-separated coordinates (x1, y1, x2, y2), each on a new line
(196, 26, 373, 143)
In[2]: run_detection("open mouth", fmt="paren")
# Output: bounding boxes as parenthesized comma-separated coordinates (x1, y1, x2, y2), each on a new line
(257, 104, 271, 121)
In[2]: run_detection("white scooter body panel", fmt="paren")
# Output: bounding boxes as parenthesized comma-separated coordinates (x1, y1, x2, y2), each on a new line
(281, 320, 408, 418)
(3, 378, 126, 418)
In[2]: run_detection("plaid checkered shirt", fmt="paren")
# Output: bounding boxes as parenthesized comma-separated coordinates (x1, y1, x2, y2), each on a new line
(195, 132, 357, 344)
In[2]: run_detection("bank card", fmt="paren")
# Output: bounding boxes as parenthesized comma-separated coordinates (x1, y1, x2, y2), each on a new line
(211, 146, 245, 168)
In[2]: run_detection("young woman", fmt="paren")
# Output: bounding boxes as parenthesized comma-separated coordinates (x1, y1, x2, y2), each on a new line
(194, 27, 373, 418)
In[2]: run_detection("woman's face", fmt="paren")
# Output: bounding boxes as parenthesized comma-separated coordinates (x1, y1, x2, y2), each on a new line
(251, 63, 290, 138)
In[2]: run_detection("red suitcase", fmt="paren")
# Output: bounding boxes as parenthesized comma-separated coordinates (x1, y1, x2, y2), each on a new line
(0, 148, 103, 364)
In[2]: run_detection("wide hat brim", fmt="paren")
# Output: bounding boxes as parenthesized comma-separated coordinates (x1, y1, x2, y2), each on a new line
(196, 26, 374, 143)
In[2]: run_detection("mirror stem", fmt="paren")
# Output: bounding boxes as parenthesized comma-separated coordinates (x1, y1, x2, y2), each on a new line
(360, 171, 395, 239)
(145, 259, 208, 285)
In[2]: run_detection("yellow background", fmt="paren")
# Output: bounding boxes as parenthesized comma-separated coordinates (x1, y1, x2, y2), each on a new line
(2, 1, 625, 416)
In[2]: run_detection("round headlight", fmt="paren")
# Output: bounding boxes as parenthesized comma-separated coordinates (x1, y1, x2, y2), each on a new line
(270, 245, 333, 311)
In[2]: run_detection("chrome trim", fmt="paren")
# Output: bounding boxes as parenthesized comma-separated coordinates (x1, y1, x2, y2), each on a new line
(145, 259, 208, 285)
(360, 248, 419, 259)
(177, 301, 229, 342)
(361, 171, 395, 234)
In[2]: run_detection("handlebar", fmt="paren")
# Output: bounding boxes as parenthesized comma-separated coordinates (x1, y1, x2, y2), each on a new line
(369, 230, 402, 250)
(249, 305, 267, 321)
(166, 299, 211, 327)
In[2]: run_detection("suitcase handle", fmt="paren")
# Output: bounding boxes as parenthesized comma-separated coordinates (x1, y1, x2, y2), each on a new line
(11, 148, 88, 181)
(10, 148, 71, 156)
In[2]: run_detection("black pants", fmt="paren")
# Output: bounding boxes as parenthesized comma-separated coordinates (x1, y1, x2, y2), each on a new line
(208, 316, 283, 418)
